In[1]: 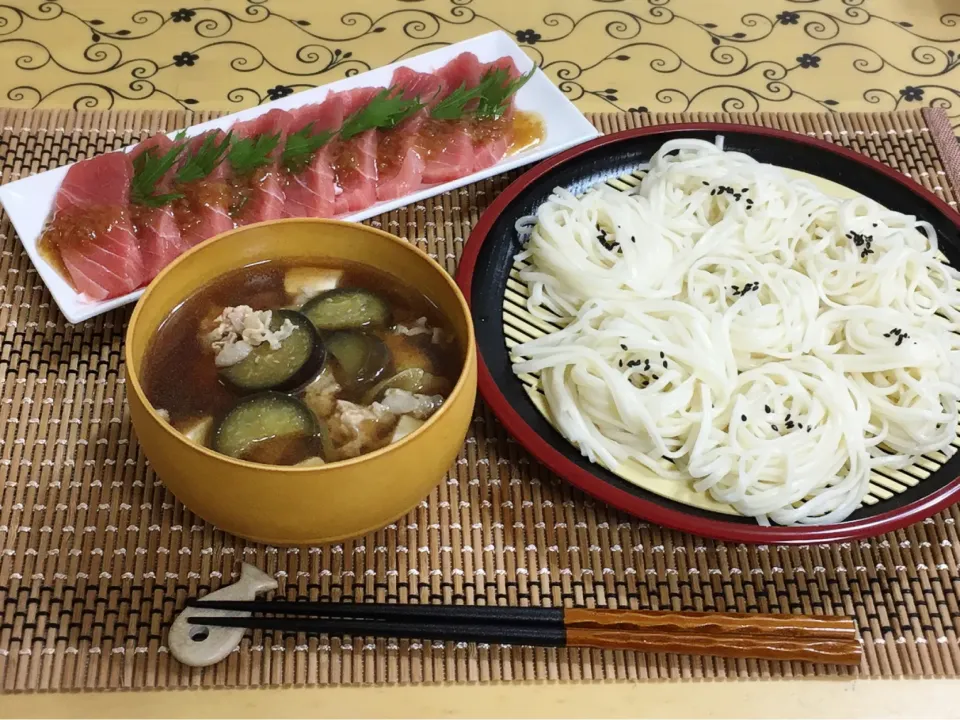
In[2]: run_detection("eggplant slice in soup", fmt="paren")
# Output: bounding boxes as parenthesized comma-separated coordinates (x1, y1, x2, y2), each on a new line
(302, 288, 391, 330)
(219, 310, 323, 393)
(214, 392, 318, 464)
(325, 330, 391, 389)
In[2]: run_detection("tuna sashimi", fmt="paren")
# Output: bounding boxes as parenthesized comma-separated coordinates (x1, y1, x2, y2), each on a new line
(435, 52, 483, 103)
(333, 130, 378, 214)
(332, 88, 379, 214)
(130, 135, 187, 281)
(376, 113, 426, 201)
(405, 54, 485, 185)
(45, 152, 145, 301)
(173, 130, 234, 247)
(417, 117, 473, 185)
(229, 109, 293, 226)
(392, 66, 444, 106)
(283, 96, 345, 219)
(470, 56, 522, 172)
(54, 151, 133, 216)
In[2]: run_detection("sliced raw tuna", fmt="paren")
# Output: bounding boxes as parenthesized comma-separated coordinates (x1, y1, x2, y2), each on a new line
(376, 113, 425, 201)
(54, 151, 133, 215)
(283, 95, 344, 219)
(392, 66, 444, 107)
(416, 117, 473, 185)
(471, 57, 522, 172)
(49, 152, 146, 301)
(173, 130, 234, 247)
(229, 109, 293, 226)
(332, 88, 379, 214)
(130, 134, 187, 281)
(435, 52, 483, 103)
(405, 53, 485, 185)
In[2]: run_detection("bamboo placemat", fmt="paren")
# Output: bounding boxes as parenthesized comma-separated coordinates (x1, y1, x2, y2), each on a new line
(1, 109, 959, 692)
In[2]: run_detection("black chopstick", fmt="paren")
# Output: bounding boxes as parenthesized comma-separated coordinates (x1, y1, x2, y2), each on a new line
(187, 615, 566, 646)
(186, 614, 863, 664)
(185, 599, 563, 626)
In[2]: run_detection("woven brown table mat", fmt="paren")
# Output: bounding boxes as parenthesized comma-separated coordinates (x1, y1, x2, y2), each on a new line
(1, 109, 959, 692)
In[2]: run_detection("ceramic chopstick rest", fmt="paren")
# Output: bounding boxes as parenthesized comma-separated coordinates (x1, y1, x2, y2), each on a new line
(169, 563, 278, 667)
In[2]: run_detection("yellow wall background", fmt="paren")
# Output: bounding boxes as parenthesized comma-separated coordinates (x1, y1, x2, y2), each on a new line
(0, 0, 957, 130)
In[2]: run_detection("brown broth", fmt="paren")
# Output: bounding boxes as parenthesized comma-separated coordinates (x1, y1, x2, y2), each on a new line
(141, 257, 462, 466)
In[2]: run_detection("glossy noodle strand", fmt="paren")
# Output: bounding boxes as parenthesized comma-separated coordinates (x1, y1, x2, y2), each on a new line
(512, 138, 960, 525)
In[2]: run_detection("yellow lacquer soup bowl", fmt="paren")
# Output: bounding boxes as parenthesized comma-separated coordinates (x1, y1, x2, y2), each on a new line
(125, 219, 477, 545)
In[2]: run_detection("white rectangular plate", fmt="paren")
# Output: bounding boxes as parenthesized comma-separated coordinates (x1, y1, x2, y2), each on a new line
(0, 30, 598, 324)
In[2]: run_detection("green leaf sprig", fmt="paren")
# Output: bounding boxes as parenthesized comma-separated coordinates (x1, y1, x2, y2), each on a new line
(476, 66, 535, 120)
(175, 131, 233, 185)
(339, 88, 424, 140)
(228, 131, 282, 176)
(130, 142, 186, 207)
(282, 122, 335, 174)
(430, 66, 536, 121)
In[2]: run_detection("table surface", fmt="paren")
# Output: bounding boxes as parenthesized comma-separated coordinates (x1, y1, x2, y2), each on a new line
(1, 0, 958, 134)
(3, 0, 960, 716)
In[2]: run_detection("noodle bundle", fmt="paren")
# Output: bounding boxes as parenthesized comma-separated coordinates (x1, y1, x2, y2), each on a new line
(512, 138, 960, 525)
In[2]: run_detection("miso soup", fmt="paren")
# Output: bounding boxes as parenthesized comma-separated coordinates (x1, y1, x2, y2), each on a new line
(141, 258, 462, 466)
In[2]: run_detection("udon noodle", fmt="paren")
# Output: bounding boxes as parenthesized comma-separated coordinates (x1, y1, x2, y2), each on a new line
(512, 138, 960, 525)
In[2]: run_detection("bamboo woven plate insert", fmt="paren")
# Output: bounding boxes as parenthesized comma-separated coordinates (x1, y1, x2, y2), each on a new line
(0, 109, 959, 692)
(505, 165, 959, 516)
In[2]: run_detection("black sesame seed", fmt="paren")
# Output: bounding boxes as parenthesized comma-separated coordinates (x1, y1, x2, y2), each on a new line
(621, 343, 628, 350)
(765, 405, 771, 413)
(786, 421, 795, 429)
(652, 374, 659, 380)
(702, 181, 709, 186)
(660, 351, 665, 358)
(663, 360, 668, 368)
(710, 189, 717, 195)
(798, 423, 803, 429)
(742, 188, 748, 193)
(741, 414, 747, 422)
(785, 414, 791, 421)
(772, 424, 779, 431)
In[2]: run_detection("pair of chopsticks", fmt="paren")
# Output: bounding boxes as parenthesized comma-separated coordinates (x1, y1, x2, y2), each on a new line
(186, 600, 862, 665)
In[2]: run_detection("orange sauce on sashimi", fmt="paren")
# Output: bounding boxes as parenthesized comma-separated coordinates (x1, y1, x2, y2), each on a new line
(171, 180, 231, 233)
(416, 111, 545, 163)
(333, 139, 368, 191)
(227, 171, 269, 220)
(507, 111, 545, 154)
(416, 118, 463, 162)
(377, 128, 407, 179)
(38, 205, 127, 292)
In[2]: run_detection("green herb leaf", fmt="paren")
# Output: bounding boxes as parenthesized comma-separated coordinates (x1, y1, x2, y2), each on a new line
(228, 131, 282, 176)
(282, 122, 335, 174)
(476, 66, 536, 120)
(429, 82, 482, 120)
(130, 141, 186, 208)
(339, 88, 424, 140)
(175, 131, 233, 185)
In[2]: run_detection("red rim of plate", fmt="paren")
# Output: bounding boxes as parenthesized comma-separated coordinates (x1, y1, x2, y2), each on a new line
(455, 122, 960, 544)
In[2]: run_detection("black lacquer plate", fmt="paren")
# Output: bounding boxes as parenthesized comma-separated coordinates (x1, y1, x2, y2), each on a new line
(456, 123, 960, 543)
